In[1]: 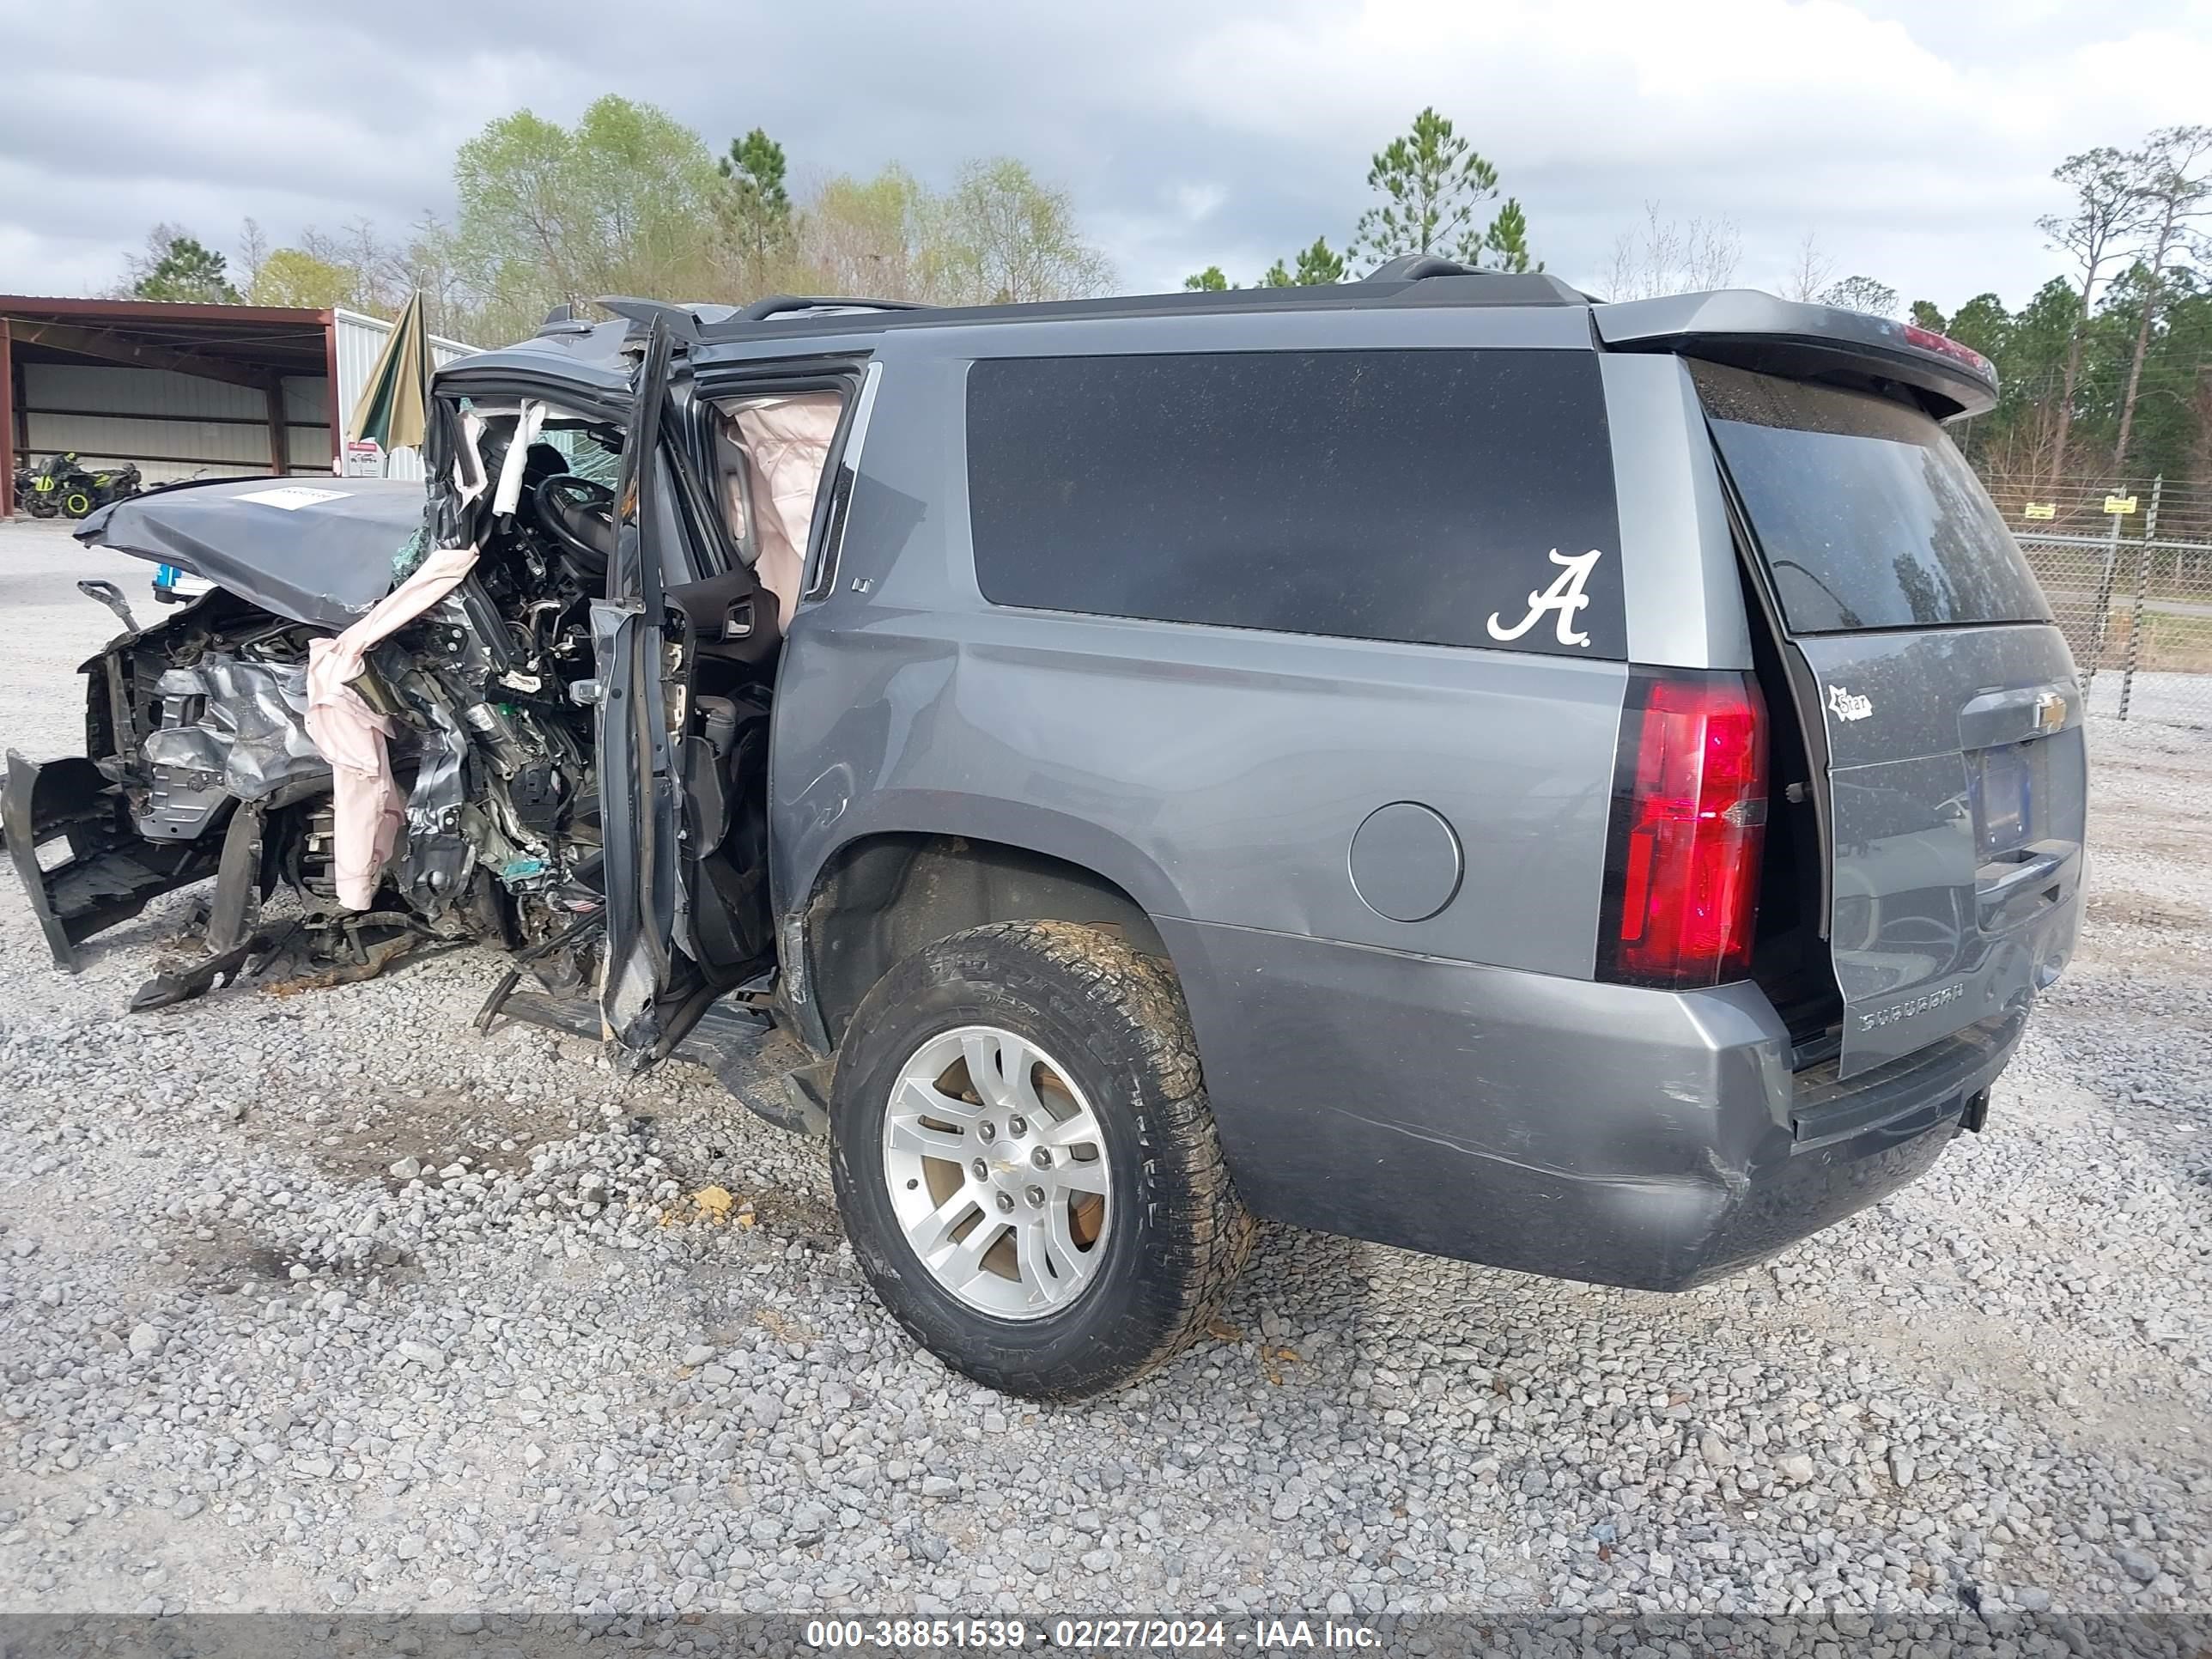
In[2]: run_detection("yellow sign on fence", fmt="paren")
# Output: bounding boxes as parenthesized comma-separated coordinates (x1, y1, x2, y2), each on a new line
(2105, 495, 2139, 514)
(2023, 502, 2056, 520)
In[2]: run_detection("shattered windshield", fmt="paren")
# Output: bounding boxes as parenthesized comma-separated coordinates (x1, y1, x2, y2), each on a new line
(542, 423, 621, 489)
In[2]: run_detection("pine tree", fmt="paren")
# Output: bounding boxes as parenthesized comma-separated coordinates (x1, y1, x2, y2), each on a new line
(1481, 200, 1538, 272)
(720, 127, 794, 275)
(131, 234, 239, 303)
(1292, 238, 1346, 284)
(1350, 108, 1499, 268)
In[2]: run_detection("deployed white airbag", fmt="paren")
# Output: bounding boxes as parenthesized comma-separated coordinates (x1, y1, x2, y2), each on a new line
(729, 392, 844, 628)
(303, 413, 492, 910)
(303, 544, 480, 909)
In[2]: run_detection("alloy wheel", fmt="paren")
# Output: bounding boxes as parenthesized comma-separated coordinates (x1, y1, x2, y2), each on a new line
(879, 1024, 1112, 1320)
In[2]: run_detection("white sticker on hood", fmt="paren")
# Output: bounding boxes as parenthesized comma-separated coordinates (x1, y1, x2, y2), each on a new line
(235, 486, 352, 511)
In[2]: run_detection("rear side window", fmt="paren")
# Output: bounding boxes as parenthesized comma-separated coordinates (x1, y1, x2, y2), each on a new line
(1694, 362, 2050, 635)
(965, 349, 1623, 657)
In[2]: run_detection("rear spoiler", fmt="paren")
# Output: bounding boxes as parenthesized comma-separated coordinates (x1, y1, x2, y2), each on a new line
(1593, 290, 1997, 421)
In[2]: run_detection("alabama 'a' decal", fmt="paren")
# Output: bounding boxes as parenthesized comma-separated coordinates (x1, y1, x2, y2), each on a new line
(1487, 548, 1605, 648)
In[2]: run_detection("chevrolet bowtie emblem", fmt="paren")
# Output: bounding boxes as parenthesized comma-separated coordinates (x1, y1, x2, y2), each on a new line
(2034, 691, 2068, 733)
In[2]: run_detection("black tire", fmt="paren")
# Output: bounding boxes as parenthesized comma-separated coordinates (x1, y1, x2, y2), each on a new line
(61, 488, 96, 520)
(830, 920, 1253, 1401)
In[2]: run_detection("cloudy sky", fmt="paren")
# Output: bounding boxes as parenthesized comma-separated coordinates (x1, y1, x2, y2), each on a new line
(4, 0, 2209, 317)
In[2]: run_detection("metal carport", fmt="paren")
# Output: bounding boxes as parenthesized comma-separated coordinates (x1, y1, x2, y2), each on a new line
(1, 298, 471, 515)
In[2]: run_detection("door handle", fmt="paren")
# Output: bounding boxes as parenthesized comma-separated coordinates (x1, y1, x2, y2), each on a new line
(1959, 683, 2078, 749)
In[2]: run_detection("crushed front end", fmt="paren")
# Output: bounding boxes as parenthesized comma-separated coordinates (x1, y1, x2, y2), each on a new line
(3, 459, 621, 1014)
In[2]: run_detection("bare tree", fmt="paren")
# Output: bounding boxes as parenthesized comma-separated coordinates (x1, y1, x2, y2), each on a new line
(345, 218, 401, 310)
(2038, 146, 2151, 485)
(1604, 202, 1740, 301)
(1781, 232, 1835, 302)
(398, 212, 478, 339)
(1820, 275, 1899, 318)
(924, 159, 1115, 305)
(235, 217, 270, 295)
(296, 222, 403, 315)
(790, 167, 933, 301)
(1973, 398, 2067, 501)
(109, 222, 194, 297)
(2112, 125, 2212, 471)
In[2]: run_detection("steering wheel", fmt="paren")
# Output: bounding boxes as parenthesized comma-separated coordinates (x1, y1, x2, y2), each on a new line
(531, 475, 617, 564)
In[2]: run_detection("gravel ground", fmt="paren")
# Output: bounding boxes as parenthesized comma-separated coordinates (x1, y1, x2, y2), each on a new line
(2081, 664, 2212, 728)
(2, 515, 2209, 1626)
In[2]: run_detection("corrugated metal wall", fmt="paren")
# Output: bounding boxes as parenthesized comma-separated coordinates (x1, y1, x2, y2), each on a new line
(19, 363, 299, 484)
(14, 312, 477, 489)
(281, 375, 333, 470)
(333, 310, 475, 482)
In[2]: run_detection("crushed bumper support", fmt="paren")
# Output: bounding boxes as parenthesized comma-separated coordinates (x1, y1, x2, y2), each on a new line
(3, 751, 219, 971)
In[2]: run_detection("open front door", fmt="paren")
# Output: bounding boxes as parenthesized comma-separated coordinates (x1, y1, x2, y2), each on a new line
(592, 316, 684, 1052)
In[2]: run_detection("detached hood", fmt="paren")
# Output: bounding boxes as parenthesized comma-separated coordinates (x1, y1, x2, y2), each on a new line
(76, 477, 428, 629)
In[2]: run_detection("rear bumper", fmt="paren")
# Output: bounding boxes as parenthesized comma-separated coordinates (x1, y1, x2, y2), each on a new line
(1159, 917, 2026, 1291)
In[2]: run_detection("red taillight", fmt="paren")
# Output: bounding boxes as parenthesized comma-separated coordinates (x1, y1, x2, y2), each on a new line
(1598, 672, 1768, 988)
(1901, 322, 1993, 380)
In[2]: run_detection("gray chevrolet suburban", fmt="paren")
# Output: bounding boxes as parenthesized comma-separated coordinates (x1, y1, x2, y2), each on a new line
(9, 258, 2084, 1400)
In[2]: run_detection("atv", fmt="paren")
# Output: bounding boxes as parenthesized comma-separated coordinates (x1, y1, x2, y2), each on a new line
(17, 453, 142, 520)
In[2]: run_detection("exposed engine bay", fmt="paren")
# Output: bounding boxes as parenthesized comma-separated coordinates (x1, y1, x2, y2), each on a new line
(3, 408, 780, 1060)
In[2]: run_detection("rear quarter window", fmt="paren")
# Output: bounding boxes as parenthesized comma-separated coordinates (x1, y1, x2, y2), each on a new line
(1693, 361, 2050, 635)
(963, 349, 1624, 657)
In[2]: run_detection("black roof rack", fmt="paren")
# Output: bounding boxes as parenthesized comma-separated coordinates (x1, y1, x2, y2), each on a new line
(534, 301, 598, 338)
(676, 271, 1591, 343)
(594, 296, 711, 342)
(736, 295, 936, 323)
(1363, 254, 1486, 282)
(510, 269, 1595, 359)
(550, 295, 939, 347)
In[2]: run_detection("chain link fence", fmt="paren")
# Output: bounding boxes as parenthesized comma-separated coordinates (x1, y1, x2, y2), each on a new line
(1982, 475, 2212, 731)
